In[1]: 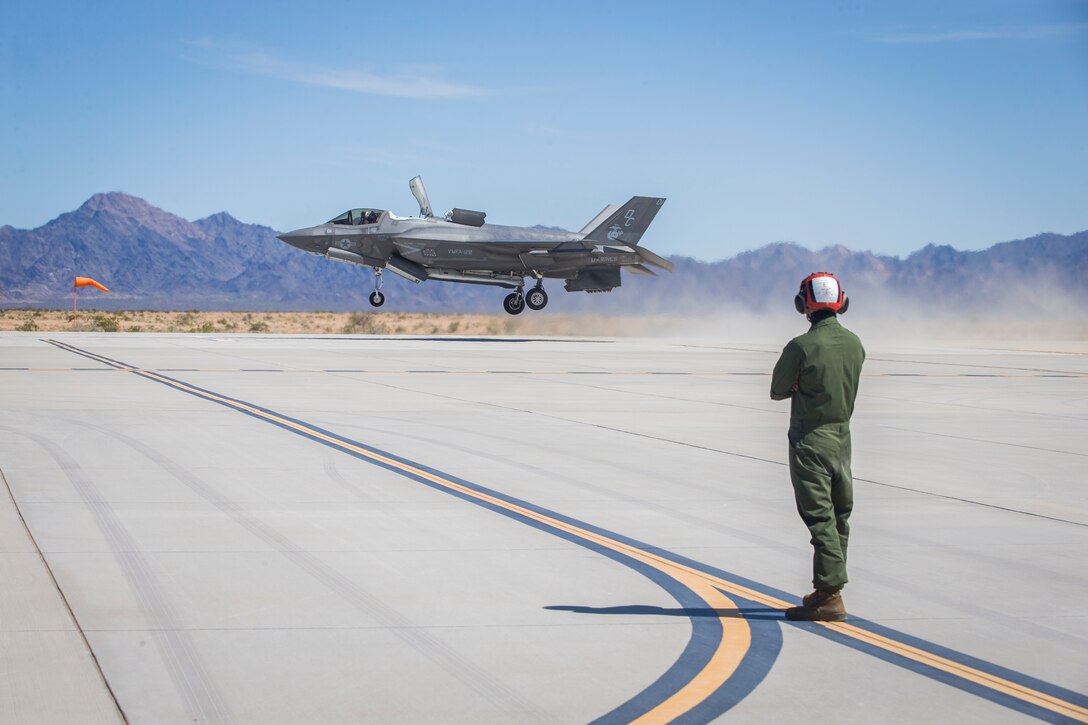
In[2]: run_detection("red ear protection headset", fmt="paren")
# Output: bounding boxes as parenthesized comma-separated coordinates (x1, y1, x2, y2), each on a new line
(794, 272, 849, 315)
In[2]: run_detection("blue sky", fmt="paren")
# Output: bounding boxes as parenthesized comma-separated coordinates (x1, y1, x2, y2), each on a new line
(2, 1, 1086, 259)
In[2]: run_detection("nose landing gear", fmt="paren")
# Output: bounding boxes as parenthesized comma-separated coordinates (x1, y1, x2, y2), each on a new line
(369, 268, 385, 307)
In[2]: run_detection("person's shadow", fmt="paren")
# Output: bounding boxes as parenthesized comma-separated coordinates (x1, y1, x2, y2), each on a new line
(544, 604, 784, 620)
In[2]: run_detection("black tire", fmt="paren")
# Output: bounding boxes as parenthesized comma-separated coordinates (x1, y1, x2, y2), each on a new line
(525, 287, 548, 310)
(369, 291, 385, 307)
(503, 292, 524, 315)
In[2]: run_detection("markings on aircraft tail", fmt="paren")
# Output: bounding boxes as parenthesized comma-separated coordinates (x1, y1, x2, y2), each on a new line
(38, 338, 1088, 724)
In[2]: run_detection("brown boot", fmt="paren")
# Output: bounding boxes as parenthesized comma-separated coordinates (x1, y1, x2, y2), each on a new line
(801, 589, 837, 606)
(787, 589, 847, 621)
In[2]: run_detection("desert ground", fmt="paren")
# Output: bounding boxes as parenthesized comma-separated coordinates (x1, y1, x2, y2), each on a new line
(0, 308, 679, 337)
(2, 308, 1086, 344)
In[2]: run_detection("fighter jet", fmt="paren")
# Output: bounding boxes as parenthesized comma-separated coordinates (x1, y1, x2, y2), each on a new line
(277, 177, 671, 314)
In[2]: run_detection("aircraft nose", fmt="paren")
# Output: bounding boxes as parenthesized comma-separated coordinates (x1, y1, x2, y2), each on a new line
(277, 227, 317, 250)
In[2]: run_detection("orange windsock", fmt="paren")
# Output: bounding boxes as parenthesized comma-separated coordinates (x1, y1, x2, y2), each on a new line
(74, 276, 109, 292)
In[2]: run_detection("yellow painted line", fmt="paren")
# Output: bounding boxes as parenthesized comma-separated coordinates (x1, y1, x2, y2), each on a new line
(42, 340, 1088, 722)
(821, 623, 1088, 722)
(632, 580, 749, 724)
(643, 559, 1088, 723)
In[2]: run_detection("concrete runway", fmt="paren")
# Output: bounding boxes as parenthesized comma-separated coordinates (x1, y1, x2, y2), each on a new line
(1, 332, 1085, 723)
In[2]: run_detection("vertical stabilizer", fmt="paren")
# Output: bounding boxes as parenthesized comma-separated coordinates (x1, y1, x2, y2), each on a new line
(581, 196, 666, 247)
(579, 204, 621, 235)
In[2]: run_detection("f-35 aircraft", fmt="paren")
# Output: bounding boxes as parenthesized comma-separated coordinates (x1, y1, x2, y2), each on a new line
(277, 177, 671, 314)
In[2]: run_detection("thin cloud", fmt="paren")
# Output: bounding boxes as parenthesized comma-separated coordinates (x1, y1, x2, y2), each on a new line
(185, 37, 486, 99)
(876, 23, 1088, 44)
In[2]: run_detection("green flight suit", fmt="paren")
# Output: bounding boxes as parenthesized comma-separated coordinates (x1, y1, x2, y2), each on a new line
(771, 313, 865, 592)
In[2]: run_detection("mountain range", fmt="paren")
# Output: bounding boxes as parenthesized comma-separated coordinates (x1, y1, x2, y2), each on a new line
(1, 192, 1085, 317)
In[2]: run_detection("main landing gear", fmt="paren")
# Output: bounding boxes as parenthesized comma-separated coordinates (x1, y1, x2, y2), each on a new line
(369, 268, 385, 307)
(525, 285, 548, 311)
(503, 291, 525, 315)
(503, 282, 548, 315)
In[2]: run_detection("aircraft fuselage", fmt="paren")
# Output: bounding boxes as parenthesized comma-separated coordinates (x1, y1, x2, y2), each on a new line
(280, 216, 640, 276)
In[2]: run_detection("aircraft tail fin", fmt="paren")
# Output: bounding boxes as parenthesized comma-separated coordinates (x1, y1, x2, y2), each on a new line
(581, 196, 666, 247)
(579, 204, 621, 235)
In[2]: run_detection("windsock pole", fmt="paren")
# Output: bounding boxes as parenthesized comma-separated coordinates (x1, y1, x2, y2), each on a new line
(73, 278, 77, 322)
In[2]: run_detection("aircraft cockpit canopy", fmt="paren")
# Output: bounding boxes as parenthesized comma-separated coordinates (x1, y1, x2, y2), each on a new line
(328, 208, 385, 226)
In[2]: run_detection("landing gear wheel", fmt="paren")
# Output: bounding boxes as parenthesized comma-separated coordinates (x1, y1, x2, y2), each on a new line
(525, 287, 548, 311)
(503, 292, 525, 315)
(369, 267, 385, 308)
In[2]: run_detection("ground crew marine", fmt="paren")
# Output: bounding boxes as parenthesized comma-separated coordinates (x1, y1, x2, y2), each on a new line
(771, 272, 865, 621)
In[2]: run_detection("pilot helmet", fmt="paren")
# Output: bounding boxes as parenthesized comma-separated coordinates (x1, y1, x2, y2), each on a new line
(794, 272, 849, 315)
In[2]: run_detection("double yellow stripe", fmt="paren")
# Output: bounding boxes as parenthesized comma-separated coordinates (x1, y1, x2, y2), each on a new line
(637, 555, 1087, 722)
